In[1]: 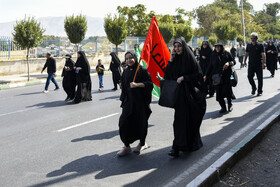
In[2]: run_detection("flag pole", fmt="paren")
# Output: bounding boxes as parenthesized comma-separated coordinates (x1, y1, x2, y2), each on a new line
(133, 58, 142, 82)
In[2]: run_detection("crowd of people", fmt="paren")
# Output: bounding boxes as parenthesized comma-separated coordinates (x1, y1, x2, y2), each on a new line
(41, 32, 279, 158)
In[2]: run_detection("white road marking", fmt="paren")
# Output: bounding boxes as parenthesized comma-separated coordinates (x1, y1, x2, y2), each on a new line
(164, 101, 280, 187)
(0, 108, 36, 117)
(57, 113, 119, 132)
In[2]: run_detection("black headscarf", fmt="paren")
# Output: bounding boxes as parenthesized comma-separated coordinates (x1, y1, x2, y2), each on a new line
(166, 37, 201, 80)
(77, 51, 90, 74)
(200, 41, 212, 57)
(214, 43, 225, 55)
(110, 52, 121, 66)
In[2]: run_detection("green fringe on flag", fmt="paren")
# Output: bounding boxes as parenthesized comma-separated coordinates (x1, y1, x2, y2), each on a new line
(135, 46, 161, 98)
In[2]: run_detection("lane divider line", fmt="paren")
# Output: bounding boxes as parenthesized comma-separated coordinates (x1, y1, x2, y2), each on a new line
(56, 113, 119, 132)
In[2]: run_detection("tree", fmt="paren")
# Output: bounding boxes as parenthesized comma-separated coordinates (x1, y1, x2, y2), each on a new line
(214, 21, 237, 43)
(208, 35, 218, 46)
(117, 4, 153, 36)
(236, 35, 244, 42)
(158, 22, 174, 45)
(104, 14, 127, 55)
(64, 14, 87, 51)
(174, 23, 193, 43)
(13, 16, 45, 81)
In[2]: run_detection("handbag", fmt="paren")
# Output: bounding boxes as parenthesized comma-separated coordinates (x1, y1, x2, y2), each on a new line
(212, 74, 222, 86)
(230, 70, 238, 87)
(158, 80, 178, 108)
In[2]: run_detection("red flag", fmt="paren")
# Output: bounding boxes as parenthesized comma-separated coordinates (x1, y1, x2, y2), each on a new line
(140, 16, 171, 87)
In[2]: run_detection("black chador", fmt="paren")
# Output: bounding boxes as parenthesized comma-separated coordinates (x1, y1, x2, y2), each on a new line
(199, 41, 214, 97)
(110, 52, 122, 90)
(266, 41, 278, 77)
(74, 51, 92, 103)
(119, 52, 153, 147)
(164, 37, 207, 156)
(62, 54, 76, 101)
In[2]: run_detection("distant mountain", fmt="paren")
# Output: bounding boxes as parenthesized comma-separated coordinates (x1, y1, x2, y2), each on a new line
(0, 16, 106, 37)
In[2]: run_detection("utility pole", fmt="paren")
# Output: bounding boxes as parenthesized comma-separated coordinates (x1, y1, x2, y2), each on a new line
(240, 0, 246, 45)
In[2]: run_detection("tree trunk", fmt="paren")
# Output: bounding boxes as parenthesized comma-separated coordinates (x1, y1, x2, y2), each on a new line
(116, 44, 118, 56)
(76, 44, 79, 52)
(27, 48, 30, 81)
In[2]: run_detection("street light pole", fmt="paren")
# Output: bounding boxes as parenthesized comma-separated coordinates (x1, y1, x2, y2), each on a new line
(240, 0, 246, 45)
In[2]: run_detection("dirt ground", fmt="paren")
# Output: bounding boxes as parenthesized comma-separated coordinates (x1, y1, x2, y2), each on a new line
(214, 121, 280, 187)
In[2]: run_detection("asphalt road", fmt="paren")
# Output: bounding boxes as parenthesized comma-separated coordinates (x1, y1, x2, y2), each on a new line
(1, 66, 280, 187)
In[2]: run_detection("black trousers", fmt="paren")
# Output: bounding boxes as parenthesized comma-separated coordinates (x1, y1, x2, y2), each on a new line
(248, 66, 263, 94)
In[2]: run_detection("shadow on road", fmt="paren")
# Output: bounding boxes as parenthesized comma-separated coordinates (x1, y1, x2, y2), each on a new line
(28, 93, 280, 187)
(71, 125, 154, 142)
(16, 91, 44, 96)
(27, 100, 73, 108)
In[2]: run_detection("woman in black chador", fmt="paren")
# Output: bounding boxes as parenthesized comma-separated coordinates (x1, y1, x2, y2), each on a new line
(164, 37, 207, 157)
(265, 41, 278, 77)
(62, 54, 76, 101)
(109, 52, 122, 90)
(117, 51, 153, 157)
(74, 51, 92, 103)
(199, 41, 214, 97)
(205, 43, 235, 113)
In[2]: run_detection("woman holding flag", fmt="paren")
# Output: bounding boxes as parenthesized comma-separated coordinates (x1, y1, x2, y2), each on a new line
(117, 51, 153, 157)
(164, 37, 207, 157)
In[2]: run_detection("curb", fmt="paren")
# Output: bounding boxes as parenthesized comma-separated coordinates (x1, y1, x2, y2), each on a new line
(0, 78, 62, 90)
(187, 109, 280, 187)
(0, 71, 111, 90)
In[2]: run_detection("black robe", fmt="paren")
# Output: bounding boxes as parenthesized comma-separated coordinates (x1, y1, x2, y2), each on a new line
(164, 38, 207, 152)
(74, 51, 92, 103)
(207, 46, 235, 101)
(200, 42, 214, 96)
(266, 44, 278, 74)
(119, 61, 153, 146)
(110, 52, 122, 88)
(62, 59, 76, 99)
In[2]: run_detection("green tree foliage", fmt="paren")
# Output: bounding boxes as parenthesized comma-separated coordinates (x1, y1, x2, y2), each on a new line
(174, 23, 193, 43)
(64, 14, 87, 50)
(158, 22, 174, 44)
(236, 35, 244, 42)
(254, 3, 280, 38)
(104, 14, 127, 55)
(42, 35, 60, 47)
(214, 21, 237, 43)
(117, 4, 153, 36)
(208, 35, 218, 46)
(12, 16, 45, 81)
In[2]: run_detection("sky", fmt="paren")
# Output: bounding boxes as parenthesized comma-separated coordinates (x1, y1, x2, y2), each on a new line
(0, 0, 279, 23)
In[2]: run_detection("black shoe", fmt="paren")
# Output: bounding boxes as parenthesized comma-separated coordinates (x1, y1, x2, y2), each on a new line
(168, 149, 179, 157)
(251, 88, 256, 95)
(257, 93, 262, 96)
(65, 96, 70, 101)
(112, 88, 117, 91)
(228, 104, 233, 112)
(219, 108, 227, 113)
(54, 87, 60, 91)
(271, 75, 274, 78)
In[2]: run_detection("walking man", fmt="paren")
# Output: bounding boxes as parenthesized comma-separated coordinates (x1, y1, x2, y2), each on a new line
(41, 53, 59, 93)
(244, 33, 266, 96)
(237, 41, 246, 69)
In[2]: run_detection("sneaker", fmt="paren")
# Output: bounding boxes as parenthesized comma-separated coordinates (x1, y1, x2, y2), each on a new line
(133, 143, 149, 153)
(54, 87, 60, 91)
(117, 146, 131, 157)
(257, 93, 262, 96)
(43, 90, 48, 93)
